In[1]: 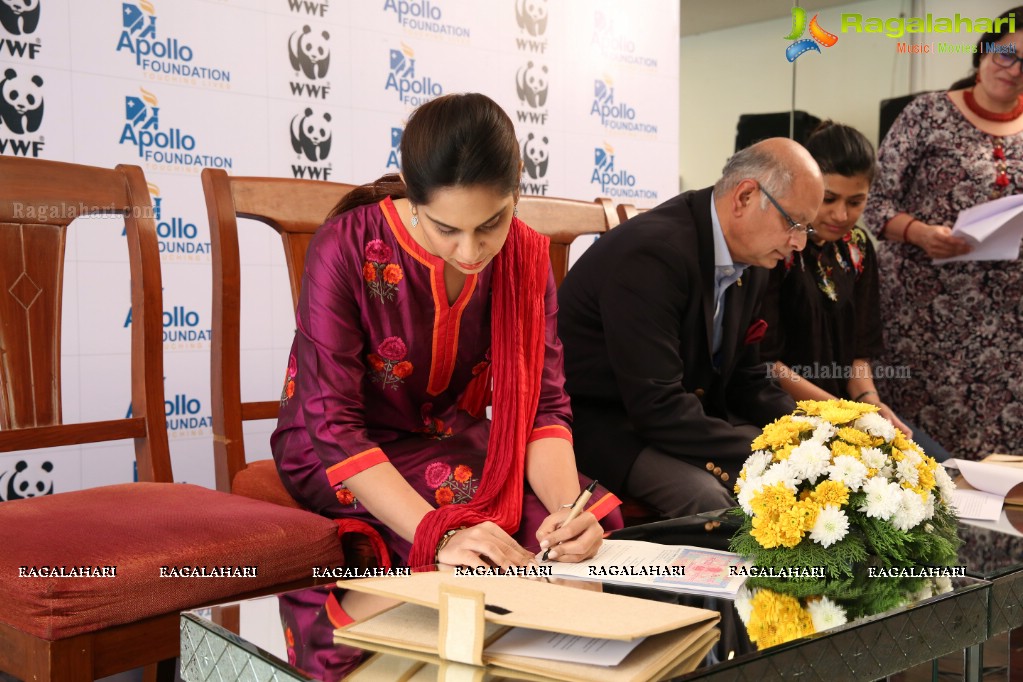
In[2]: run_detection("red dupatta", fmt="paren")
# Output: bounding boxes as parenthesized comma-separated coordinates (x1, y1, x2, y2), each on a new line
(407, 217, 550, 567)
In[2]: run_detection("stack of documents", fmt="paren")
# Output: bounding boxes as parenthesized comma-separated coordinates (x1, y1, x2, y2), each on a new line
(934, 194, 1023, 263)
(945, 455, 1023, 521)
(334, 571, 720, 682)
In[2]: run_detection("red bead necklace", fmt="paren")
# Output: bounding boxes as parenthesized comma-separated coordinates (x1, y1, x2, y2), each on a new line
(964, 88, 1023, 121)
(992, 136, 1011, 198)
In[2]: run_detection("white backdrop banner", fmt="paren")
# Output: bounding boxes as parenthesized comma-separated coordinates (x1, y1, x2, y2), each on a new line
(0, 0, 680, 494)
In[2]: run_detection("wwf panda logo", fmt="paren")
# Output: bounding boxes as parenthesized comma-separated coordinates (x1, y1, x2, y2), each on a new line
(522, 132, 548, 180)
(290, 107, 332, 162)
(288, 25, 331, 80)
(0, 460, 54, 501)
(0, 68, 45, 135)
(515, 61, 548, 109)
(514, 0, 547, 37)
(0, 0, 40, 36)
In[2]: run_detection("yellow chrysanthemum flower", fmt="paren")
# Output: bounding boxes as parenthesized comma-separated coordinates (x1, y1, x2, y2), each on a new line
(747, 591, 814, 649)
(830, 440, 859, 460)
(837, 427, 873, 448)
(813, 480, 850, 507)
(752, 417, 812, 452)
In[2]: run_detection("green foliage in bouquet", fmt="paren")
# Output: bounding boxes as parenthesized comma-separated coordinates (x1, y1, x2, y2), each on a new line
(728, 400, 961, 578)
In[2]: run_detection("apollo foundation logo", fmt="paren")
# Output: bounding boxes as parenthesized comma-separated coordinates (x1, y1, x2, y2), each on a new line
(590, 142, 657, 201)
(783, 7, 838, 62)
(118, 87, 233, 173)
(383, 0, 470, 41)
(116, 1, 231, 88)
(591, 77, 657, 136)
(386, 125, 403, 170)
(126, 387, 212, 439)
(384, 42, 443, 107)
(120, 183, 211, 262)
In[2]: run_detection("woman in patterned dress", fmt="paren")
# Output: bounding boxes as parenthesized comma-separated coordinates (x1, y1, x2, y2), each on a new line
(862, 10, 1023, 461)
(272, 93, 621, 569)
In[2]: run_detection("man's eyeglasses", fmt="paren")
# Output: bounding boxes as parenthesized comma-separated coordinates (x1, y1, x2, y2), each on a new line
(991, 51, 1023, 72)
(758, 183, 813, 236)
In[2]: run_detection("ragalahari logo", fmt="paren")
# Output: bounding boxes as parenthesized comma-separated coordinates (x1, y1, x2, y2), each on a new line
(783, 7, 838, 62)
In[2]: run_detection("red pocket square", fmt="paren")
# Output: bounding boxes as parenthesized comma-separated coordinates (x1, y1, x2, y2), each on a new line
(744, 319, 768, 345)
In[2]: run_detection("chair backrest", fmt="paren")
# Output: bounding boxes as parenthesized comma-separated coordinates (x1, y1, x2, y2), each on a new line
(616, 203, 650, 223)
(203, 169, 357, 492)
(0, 157, 171, 482)
(516, 196, 619, 288)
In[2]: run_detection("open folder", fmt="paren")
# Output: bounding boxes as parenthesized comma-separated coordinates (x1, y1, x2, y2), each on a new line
(333, 571, 721, 682)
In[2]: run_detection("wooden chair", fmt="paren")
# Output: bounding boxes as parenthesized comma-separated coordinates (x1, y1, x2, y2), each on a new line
(0, 157, 344, 682)
(203, 169, 357, 505)
(516, 195, 619, 288)
(616, 203, 650, 223)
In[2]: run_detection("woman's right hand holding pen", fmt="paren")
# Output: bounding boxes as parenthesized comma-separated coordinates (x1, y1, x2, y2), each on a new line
(535, 509, 603, 562)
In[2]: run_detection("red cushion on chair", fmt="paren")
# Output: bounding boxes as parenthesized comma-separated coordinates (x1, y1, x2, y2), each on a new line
(233, 459, 302, 509)
(0, 482, 343, 640)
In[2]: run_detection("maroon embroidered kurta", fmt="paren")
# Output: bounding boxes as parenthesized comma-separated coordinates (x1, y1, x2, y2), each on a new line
(272, 198, 619, 563)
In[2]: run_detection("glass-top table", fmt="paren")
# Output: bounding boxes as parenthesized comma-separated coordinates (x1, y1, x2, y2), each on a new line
(179, 514, 993, 681)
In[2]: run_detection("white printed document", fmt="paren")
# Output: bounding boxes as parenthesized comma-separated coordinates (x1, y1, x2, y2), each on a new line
(485, 628, 645, 667)
(541, 539, 752, 597)
(934, 193, 1023, 263)
(945, 457, 1023, 519)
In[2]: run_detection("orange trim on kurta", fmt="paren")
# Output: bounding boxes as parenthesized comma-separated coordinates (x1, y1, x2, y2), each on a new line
(326, 447, 388, 486)
(325, 591, 354, 628)
(585, 492, 622, 522)
(380, 198, 478, 396)
(526, 424, 573, 445)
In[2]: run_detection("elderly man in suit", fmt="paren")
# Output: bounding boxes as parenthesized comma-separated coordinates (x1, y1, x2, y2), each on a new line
(557, 137, 824, 518)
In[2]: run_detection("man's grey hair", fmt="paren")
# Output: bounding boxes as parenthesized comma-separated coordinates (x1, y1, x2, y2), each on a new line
(713, 145, 794, 209)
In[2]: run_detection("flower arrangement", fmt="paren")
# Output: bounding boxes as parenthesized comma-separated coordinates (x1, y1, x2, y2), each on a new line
(735, 573, 953, 650)
(729, 400, 960, 578)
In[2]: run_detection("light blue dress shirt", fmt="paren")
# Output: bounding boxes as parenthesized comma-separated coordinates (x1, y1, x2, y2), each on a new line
(709, 195, 748, 355)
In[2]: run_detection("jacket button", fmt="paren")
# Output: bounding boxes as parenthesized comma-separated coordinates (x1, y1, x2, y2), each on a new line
(694, 388, 705, 398)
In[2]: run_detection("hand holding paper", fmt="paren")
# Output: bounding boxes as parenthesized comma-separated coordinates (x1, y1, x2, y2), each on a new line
(933, 193, 1023, 263)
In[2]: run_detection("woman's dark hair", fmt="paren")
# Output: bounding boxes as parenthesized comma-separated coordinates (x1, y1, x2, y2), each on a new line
(329, 93, 521, 218)
(949, 5, 1023, 90)
(804, 121, 877, 184)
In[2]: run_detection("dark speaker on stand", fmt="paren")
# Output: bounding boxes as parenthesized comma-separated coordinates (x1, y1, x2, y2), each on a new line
(734, 111, 822, 152)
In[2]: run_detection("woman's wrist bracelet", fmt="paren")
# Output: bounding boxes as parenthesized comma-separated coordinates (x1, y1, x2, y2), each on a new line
(853, 390, 879, 402)
(903, 219, 920, 243)
(435, 528, 461, 562)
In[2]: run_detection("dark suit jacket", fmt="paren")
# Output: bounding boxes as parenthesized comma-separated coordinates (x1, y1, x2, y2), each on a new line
(557, 187, 795, 492)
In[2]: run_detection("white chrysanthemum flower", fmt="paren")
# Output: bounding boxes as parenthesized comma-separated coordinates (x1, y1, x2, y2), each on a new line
(922, 493, 936, 521)
(737, 477, 763, 516)
(810, 505, 849, 547)
(892, 489, 927, 532)
(934, 576, 953, 594)
(854, 412, 897, 441)
(807, 596, 847, 631)
(761, 461, 799, 492)
(902, 448, 922, 467)
(788, 441, 832, 482)
(861, 447, 886, 470)
(743, 451, 774, 480)
(896, 458, 920, 486)
(827, 456, 869, 492)
(934, 465, 955, 503)
(734, 586, 754, 624)
(811, 421, 837, 445)
(877, 465, 895, 481)
(860, 477, 901, 520)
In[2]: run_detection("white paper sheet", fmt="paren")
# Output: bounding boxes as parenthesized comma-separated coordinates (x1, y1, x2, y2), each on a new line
(485, 628, 644, 667)
(949, 488, 1003, 521)
(948, 458, 1023, 497)
(934, 193, 1023, 263)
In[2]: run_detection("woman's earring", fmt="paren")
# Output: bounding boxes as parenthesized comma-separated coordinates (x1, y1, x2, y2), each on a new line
(410, 204, 419, 228)
(513, 204, 519, 217)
